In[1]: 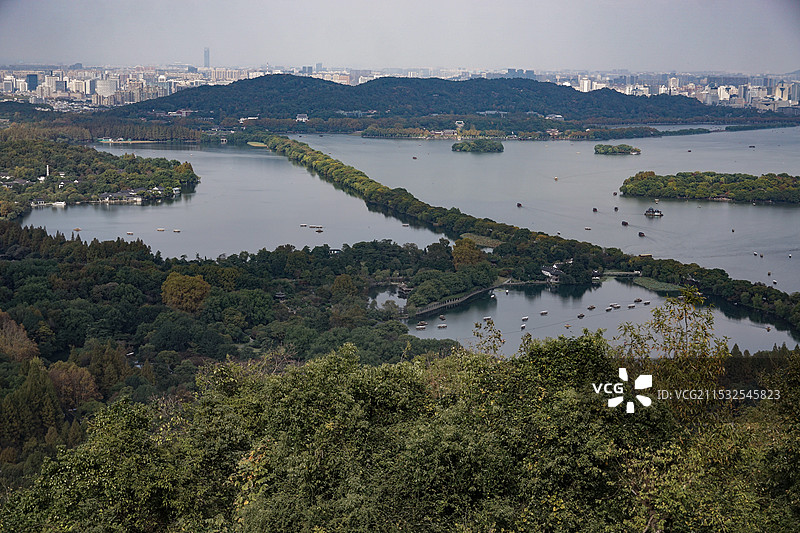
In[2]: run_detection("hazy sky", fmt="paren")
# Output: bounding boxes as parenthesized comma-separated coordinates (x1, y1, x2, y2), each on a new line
(1, 0, 799, 73)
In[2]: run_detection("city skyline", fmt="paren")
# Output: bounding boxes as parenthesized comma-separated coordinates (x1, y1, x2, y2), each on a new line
(1, 0, 799, 74)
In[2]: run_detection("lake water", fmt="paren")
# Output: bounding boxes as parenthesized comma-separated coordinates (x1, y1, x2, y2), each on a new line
(23, 144, 439, 259)
(378, 280, 800, 355)
(303, 127, 800, 293)
(21, 130, 800, 353)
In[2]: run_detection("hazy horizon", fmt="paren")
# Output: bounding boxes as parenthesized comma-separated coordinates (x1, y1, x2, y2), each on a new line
(1, 0, 799, 74)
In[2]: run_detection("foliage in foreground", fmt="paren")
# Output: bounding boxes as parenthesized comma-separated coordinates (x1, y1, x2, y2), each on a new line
(2, 311, 798, 531)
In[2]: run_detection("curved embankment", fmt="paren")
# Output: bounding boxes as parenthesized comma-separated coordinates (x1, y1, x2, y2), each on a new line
(256, 135, 800, 335)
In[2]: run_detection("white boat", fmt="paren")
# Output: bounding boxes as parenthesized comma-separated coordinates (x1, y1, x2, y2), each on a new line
(540, 310, 548, 315)
(415, 325, 426, 330)
(605, 307, 613, 312)
(52, 201, 66, 207)
(643, 301, 651, 305)
(628, 304, 636, 308)
(156, 228, 165, 231)
(520, 324, 526, 330)
(521, 316, 529, 321)
(483, 316, 491, 321)
(173, 229, 181, 233)
(300, 223, 308, 227)
(437, 324, 447, 329)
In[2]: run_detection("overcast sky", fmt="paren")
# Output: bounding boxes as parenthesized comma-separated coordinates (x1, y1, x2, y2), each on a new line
(1, 0, 799, 73)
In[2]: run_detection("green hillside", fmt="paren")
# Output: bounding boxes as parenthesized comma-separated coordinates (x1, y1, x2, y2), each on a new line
(106, 74, 765, 123)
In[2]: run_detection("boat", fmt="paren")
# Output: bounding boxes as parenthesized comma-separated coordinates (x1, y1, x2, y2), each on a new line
(505, 289, 509, 294)
(53, 201, 66, 207)
(126, 232, 134, 235)
(412, 156, 417, 160)
(585, 227, 591, 231)
(316, 229, 323, 233)
(587, 305, 595, 310)
(520, 324, 526, 330)
(157, 228, 165, 231)
(644, 207, 663, 217)
(613, 191, 618, 196)
(490, 293, 496, 299)
(592, 207, 598, 212)
(753, 251, 758, 256)
(417, 321, 427, 327)
(628, 304, 636, 308)
(554, 176, 558, 181)
(766, 326, 771, 332)
(577, 313, 585, 319)
(634, 298, 642, 303)
(643, 301, 651, 305)
(614, 206, 618, 212)
(521, 316, 529, 321)
(773, 280, 777, 284)
(483, 316, 491, 321)
(517, 202, 523, 208)
(732, 228, 735, 232)
(611, 303, 621, 309)
(605, 307, 613, 312)
(300, 223, 308, 227)
(654, 199, 659, 204)
(749, 145, 755, 148)
(173, 229, 181, 233)
(73, 227, 81, 232)
(402, 223, 410, 227)
(540, 310, 548, 315)
(437, 324, 447, 329)
(439, 315, 446, 320)
(621, 221, 628, 226)
(564, 324, 572, 328)
(416, 325, 426, 330)
(638, 232, 645, 237)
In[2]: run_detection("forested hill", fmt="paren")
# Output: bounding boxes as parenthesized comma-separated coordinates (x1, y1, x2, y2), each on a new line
(105, 74, 762, 122)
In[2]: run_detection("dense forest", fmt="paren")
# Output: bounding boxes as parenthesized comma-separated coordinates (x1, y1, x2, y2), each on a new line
(0, 139, 199, 219)
(104, 74, 775, 123)
(620, 170, 800, 202)
(2, 286, 799, 530)
(594, 143, 641, 154)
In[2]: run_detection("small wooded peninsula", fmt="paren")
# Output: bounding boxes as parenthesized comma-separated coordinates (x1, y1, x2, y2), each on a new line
(620, 170, 800, 202)
(0, 139, 199, 219)
(594, 143, 641, 154)
(451, 139, 504, 152)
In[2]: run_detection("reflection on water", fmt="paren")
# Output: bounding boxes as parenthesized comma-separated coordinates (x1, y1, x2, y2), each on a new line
(387, 280, 799, 356)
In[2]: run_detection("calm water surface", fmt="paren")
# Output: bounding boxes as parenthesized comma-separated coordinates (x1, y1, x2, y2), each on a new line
(24, 144, 439, 258)
(21, 131, 800, 352)
(304, 128, 800, 292)
(376, 280, 799, 355)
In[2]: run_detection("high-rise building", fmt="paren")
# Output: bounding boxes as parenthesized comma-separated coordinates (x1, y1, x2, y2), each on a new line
(26, 74, 39, 91)
(204, 48, 210, 68)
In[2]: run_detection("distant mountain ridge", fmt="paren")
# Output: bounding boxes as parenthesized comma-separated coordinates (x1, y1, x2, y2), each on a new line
(108, 74, 761, 123)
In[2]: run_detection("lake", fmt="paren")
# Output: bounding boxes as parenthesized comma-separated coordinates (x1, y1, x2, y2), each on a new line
(376, 280, 800, 355)
(303, 127, 800, 293)
(21, 129, 800, 353)
(23, 144, 440, 259)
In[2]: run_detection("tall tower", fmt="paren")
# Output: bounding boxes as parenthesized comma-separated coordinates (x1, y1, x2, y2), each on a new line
(204, 47, 210, 68)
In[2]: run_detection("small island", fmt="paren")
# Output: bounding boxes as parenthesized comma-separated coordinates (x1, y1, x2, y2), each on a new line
(594, 143, 641, 155)
(451, 139, 504, 153)
(619, 170, 800, 203)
